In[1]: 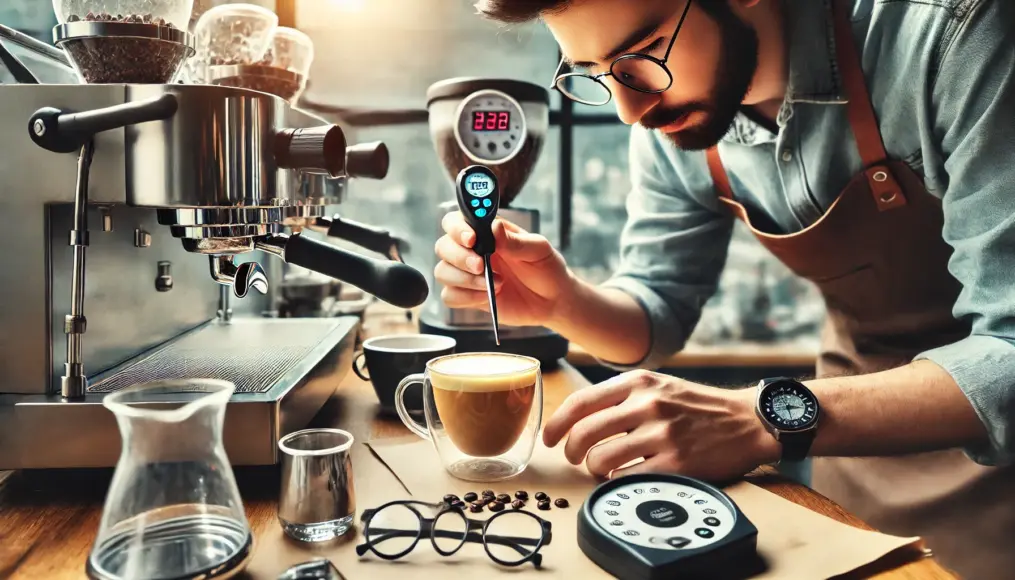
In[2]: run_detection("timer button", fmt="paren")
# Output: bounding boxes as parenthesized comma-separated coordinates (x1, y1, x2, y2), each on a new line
(471, 199, 480, 207)
(475, 208, 487, 218)
(694, 528, 715, 539)
(487, 142, 497, 154)
(483, 199, 492, 208)
(704, 517, 721, 527)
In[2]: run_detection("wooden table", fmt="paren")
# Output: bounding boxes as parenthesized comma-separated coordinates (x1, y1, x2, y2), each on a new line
(0, 311, 953, 579)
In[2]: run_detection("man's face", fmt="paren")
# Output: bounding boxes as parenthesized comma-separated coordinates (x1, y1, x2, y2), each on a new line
(544, 0, 759, 150)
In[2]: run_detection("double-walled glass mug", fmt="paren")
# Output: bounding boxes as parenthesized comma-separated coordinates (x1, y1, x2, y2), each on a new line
(395, 353, 542, 482)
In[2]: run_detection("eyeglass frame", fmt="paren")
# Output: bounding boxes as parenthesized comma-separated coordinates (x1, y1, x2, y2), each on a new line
(550, 0, 693, 106)
(355, 500, 553, 568)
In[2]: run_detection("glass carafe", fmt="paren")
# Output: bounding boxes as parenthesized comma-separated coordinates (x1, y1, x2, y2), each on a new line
(87, 380, 253, 580)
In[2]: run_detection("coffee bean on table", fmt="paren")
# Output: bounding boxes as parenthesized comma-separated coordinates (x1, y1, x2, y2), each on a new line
(482, 489, 495, 497)
(443, 494, 459, 504)
(511, 500, 525, 510)
(515, 491, 529, 500)
(496, 494, 511, 504)
(534, 492, 548, 501)
(463, 492, 478, 502)
(537, 500, 551, 511)
(554, 498, 570, 508)
(489, 501, 505, 512)
(469, 503, 484, 513)
(451, 500, 466, 511)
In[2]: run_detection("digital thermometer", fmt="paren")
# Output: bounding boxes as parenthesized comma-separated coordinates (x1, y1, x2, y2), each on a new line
(455, 165, 501, 345)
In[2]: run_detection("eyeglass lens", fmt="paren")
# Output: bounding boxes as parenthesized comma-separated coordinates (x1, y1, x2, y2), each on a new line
(611, 55, 672, 92)
(432, 509, 467, 555)
(365, 503, 421, 557)
(484, 510, 544, 566)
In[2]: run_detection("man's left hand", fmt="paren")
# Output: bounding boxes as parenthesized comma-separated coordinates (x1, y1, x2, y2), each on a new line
(543, 370, 780, 481)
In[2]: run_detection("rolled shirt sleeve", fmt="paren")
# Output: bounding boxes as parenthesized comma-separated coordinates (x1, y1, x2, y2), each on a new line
(912, 1, 1015, 465)
(596, 125, 734, 370)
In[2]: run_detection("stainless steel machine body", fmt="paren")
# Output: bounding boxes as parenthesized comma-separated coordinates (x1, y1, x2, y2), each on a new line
(0, 77, 425, 469)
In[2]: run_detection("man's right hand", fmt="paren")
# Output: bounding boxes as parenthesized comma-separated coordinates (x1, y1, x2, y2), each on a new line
(434, 211, 574, 327)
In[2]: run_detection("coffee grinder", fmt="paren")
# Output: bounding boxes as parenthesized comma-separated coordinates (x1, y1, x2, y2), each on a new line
(420, 78, 569, 365)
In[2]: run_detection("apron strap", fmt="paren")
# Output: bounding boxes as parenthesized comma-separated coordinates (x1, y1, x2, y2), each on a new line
(831, 0, 907, 210)
(707, 146, 734, 200)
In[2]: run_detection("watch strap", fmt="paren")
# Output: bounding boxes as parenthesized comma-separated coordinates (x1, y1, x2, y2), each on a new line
(779, 431, 815, 462)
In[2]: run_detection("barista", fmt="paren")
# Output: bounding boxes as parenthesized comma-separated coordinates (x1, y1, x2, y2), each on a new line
(434, 0, 1015, 577)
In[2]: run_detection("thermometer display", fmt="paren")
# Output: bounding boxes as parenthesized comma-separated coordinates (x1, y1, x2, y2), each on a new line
(464, 173, 495, 198)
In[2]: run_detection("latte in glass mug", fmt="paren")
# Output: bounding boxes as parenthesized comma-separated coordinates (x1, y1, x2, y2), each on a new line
(429, 354, 538, 457)
(395, 352, 543, 482)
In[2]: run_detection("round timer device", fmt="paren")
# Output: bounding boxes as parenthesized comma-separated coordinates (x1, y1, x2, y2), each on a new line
(453, 89, 527, 165)
(578, 474, 761, 580)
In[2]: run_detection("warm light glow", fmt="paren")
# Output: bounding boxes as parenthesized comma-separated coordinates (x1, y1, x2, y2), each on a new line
(330, 0, 367, 11)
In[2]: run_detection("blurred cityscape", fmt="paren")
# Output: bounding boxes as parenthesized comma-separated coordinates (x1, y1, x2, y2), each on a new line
(2, 0, 825, 348)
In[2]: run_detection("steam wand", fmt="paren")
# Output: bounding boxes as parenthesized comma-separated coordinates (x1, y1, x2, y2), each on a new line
(62, 140, 94, 399)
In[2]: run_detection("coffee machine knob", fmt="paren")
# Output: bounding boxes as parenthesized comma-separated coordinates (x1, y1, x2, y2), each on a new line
(275, 125, 347, 178)
(345, 142, 389, 180)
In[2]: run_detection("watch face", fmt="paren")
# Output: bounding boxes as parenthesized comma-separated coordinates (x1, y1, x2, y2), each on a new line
(759, 380, 818, 431)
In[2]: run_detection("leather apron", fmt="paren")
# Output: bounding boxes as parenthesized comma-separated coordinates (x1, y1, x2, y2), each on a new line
(705, 1, 1015, 577)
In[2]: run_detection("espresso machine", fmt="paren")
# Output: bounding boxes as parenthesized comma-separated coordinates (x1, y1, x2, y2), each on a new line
(419, 78, 568, 365)
(0, 22, 428, 469)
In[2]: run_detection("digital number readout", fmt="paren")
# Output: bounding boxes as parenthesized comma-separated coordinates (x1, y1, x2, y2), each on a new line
(472, 111, 511, 132)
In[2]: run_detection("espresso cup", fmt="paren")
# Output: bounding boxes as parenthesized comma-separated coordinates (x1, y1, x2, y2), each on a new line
(395, 352, 542, 482)
(353, 334, 456, 414)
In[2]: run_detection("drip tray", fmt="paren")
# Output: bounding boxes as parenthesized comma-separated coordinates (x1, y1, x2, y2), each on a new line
(2, 317, 359, 469)
(89, 318, 344, 394)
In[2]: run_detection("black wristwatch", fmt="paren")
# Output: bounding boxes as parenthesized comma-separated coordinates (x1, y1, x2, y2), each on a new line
(755, 377, 820, 462)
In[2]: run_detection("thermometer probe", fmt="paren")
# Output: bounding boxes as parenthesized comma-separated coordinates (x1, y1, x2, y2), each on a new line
(455, 165, 501, 345)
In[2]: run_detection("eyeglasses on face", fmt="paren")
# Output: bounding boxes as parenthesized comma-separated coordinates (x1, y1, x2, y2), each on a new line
(356, 500, 553, 568)
(551, 0, 693, 106)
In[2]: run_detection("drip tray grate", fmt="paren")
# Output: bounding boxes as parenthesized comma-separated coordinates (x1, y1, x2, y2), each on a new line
(88, 319, 346, 394)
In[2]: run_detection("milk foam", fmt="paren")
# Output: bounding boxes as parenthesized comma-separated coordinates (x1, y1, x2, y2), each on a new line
(430, 354, 538, 392)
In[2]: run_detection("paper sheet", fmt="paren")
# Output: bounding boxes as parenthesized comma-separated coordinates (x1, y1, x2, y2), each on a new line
(243, 436, 925, 580)
(364, 438, 926, 580)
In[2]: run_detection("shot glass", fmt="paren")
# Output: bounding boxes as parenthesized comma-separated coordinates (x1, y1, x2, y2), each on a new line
(278, 428, 356, 542)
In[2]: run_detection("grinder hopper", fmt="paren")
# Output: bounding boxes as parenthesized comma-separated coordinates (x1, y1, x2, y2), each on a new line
(420, 77, 569, 365)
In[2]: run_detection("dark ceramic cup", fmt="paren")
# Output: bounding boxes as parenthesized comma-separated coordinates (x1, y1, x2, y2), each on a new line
(353, 334, 456, 414)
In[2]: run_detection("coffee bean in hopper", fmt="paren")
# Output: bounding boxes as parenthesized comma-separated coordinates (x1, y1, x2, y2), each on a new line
(537, 500, 551, 511)
(554, 498, 570, 508)
(463, 492, 478, 502)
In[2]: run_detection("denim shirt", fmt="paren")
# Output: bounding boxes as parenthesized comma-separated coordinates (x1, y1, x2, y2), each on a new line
(600, 0, 1015, 465)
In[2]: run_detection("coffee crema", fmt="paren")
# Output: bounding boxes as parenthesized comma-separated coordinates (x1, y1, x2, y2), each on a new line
(430, 354, 538, 457)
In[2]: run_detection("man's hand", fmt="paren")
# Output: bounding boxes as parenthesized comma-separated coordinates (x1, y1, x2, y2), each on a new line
(543, 371, 779, 481)
(435, 212, 574, 328)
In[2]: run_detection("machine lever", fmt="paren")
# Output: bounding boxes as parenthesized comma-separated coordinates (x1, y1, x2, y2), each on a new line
(29, 93, 178, 153)
(313, 214, 410, 263)
(256, 233, 428, 309)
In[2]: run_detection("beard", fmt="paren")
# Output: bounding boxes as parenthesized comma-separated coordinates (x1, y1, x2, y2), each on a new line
(641, 3, 759, 151)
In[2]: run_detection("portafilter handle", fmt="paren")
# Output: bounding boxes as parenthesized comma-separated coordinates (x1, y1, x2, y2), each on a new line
(256, 233, 428, 309)
(311, 214, 410, 263)
(29, 93, 178, 153)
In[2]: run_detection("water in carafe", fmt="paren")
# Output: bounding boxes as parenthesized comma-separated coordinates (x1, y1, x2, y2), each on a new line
(87, 380, 253, 580)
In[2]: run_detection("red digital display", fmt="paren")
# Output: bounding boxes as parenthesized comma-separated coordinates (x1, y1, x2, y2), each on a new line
(472, 111, 511, 132)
